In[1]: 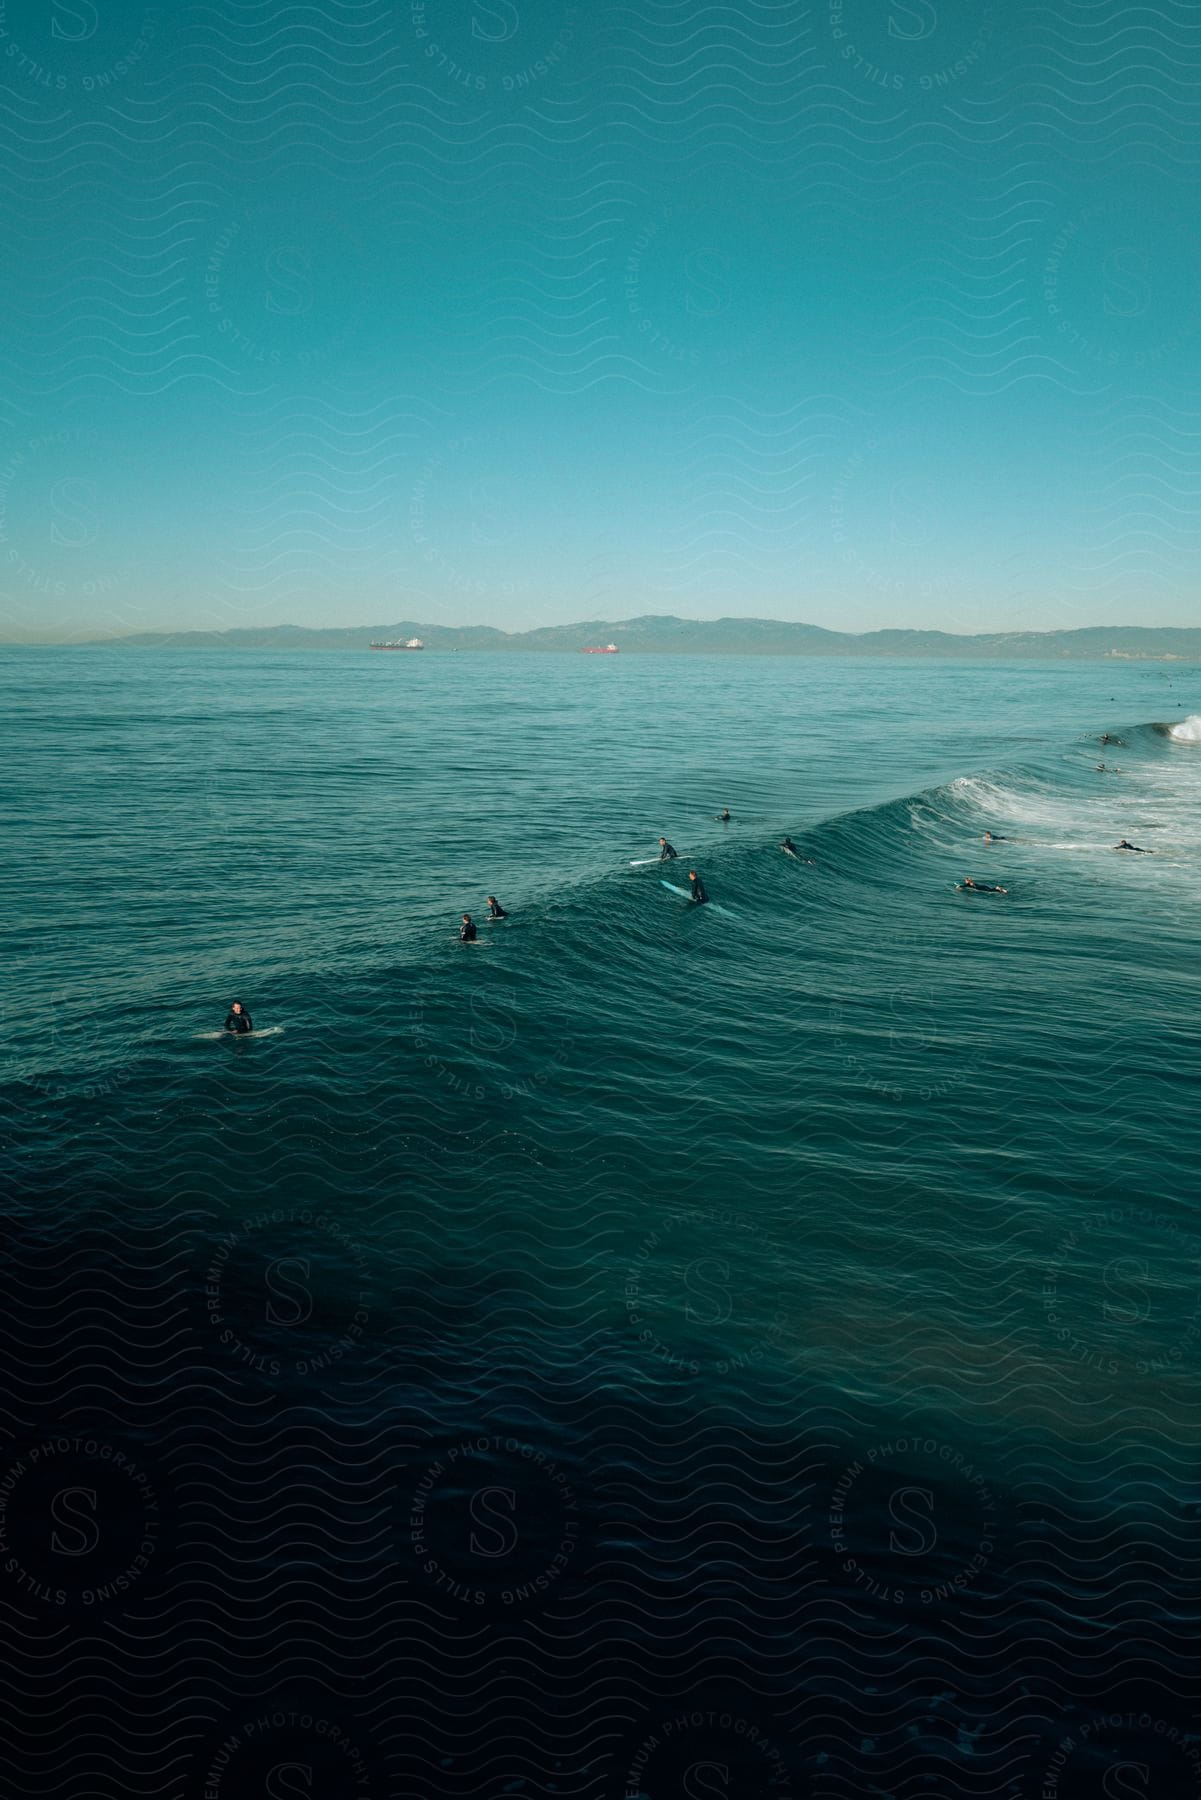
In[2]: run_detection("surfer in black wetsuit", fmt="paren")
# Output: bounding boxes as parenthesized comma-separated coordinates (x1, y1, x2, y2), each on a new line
(688, 870, 709, 904)
(982, 832, 1006, 843)
(960, 878, 1007, 894)
(1115, 839, 1150, 853)
(781, 836, 799, 856)
(718, 807, 731, 822)
(1101, 734, 1125, 746)
(486, 896, 508, 919)
(224, 1001, 253, 1034)
(460, 914, 477, 941)
(658, 838, 678, 860)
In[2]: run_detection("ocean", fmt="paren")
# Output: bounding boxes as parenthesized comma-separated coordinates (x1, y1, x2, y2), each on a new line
(2, 646, 1200, 1797)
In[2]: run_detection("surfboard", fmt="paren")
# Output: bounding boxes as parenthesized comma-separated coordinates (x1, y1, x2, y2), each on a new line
(196, 1026, 284, 1039)
(661, 879, 735, 917)
(630, 858, 662, 866)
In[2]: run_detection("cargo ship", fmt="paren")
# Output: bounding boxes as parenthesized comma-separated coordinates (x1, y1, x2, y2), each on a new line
(370, 637, 424, 651)
(581, 642, 619, 654)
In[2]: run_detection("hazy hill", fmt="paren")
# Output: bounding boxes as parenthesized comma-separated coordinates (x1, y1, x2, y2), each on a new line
(80, 616, 1201, 660)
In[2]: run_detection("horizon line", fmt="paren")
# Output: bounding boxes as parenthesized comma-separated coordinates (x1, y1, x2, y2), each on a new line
(6, 613, 1201, 650)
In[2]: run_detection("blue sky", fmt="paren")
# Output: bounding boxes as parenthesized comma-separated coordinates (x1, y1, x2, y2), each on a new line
(1, 0, 1199, 639)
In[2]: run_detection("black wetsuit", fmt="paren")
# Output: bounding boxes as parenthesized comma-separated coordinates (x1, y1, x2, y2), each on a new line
(961, 883, 1004, 893)
(460, 919, 477, 941)
(1115, 842, 1149, 853)
(690, 875, 709, 904)
(781, 838, 797, 855)
(659, 842, 678, 861)
(224, 1010, 253, 1034)
(487, 902, 507, 919)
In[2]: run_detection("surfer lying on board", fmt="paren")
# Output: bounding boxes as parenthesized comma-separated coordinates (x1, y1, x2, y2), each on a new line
(959, 878, 1007, 894)
(1100, 734, 1125, 746)
(1115, 839, 1150, 853)
(689, 870, 709, 904)
(486, 896, 508, 918)
(225, 1001, 253, 1034)
(781, 836, 799, 856)
(982, 831, 1007, 843)
(460, 914, 477, 941)
(658, 838, 678, 860)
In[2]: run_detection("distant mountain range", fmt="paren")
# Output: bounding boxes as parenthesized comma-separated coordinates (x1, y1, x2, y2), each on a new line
(77, 616, 1201, 660)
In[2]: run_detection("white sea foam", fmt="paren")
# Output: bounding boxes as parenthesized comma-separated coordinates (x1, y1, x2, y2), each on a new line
(1168, 715, 1201, 742)
(947, 762, 1201, 871)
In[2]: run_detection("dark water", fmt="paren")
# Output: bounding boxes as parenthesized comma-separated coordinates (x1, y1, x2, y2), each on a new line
(3, 648, 1201, 1797)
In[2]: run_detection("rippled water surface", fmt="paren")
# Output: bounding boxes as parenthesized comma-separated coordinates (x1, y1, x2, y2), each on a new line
(3, 647, 1200, 1797)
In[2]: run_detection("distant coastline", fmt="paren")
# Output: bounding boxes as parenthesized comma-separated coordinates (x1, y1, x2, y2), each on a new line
(23, 614, 1201, 662)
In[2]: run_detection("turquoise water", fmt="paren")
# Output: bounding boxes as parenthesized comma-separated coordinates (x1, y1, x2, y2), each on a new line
(3, 648, 1200, 1795)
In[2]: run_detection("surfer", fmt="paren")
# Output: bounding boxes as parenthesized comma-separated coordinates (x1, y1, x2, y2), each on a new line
(486, 896, 508, 919)
(1114, 839, 1150, 853)
(460, 913, 477, 941)
(1101, 734, 1125, 746)
(224, 1001, 253, 1034)
(658, 838, 678, 860)
(960, 878, 1007, 894)
(781, 836, 798, 856)
(718, 807, 731, 822)
(688, 869, 709, 905)
(982, 831, 1006, 843)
